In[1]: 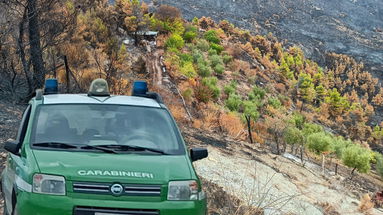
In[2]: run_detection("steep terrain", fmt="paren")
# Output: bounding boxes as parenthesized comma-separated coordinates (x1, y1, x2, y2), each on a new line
(1, 102, 382, 214)
(146, 0, 383, 78)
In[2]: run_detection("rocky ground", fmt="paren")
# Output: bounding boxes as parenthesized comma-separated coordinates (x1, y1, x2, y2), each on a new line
(145, 0, 383, 79)
(183, 127, 383, 215)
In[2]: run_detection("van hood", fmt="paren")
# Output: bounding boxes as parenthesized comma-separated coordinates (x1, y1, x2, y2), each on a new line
(32, 150, 193, 184)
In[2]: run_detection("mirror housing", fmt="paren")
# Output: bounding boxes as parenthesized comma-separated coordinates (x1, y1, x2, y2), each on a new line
(190, 148, 208, 162)
(4, 140, 19, 155)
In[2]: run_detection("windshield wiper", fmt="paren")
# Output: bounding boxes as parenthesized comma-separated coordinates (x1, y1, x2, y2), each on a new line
(93, 144, 168, 155)
(81, 145, 119, 154)
(33, 142, 78, 149)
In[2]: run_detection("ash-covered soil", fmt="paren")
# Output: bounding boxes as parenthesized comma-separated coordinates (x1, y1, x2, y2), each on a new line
(147, 0, 383, 78)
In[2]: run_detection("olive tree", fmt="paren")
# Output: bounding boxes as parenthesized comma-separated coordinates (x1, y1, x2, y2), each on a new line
(307, 132, 333, 173)
(283, 126, 304, 154)
(341, 144, 371, 177)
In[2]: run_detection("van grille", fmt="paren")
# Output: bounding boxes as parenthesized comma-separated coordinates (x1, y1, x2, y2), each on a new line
(73, 182, 161, 196)
(73, 206, 159, 215)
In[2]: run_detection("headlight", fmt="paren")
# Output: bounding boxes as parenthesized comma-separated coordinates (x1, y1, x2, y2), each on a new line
(168, 180, 202, 201)
(33, 174, 66, 195)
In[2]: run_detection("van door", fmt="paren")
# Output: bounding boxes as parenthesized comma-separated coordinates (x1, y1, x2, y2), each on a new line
(3, 105, 31, 214)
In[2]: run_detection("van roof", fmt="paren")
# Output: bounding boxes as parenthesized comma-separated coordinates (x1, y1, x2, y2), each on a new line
(41, 94, 161, 108)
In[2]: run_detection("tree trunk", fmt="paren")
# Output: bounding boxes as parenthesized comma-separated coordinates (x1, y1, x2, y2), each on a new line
(300, 145, 304, 163)
(245, 115, 253, 144)
(275, 136, 280, 155)
(335, 163, 338, 175)
(322, 154, 325, 175)
(64, 55, 70, 93)
(28, 0, 46, 90)
(18, 7, 32, 95)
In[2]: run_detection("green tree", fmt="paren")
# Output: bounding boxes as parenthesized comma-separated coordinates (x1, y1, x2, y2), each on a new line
(226, 93, 242, 112)
(307, 132, 333, 173)
(341, 144, 371, 176)
(297, 72, 316, 105)
(315, 84, 327, 103)
(120, 0, 149, 45)
(332, 136, 353, 159)
(325, 88, 350, 117)
(243, 100, 260, 144)
(284, 127, 304, 153)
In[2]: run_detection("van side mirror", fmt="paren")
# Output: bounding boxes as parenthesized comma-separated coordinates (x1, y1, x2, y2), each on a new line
(4, 140, 19, 155)
(190, 148, 208, 162)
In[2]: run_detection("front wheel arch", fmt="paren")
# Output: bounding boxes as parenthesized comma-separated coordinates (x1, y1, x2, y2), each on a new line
(11, 189, 17, 215)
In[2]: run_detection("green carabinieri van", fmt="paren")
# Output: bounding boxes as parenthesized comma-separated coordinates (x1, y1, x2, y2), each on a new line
(1, 79, 208, 215)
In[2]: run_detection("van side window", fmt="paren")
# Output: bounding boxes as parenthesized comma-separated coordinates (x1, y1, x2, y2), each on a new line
(16, 105, 32, 147)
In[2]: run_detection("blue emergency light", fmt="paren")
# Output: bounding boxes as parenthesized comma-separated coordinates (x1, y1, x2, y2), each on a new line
(132, 81, 148, 96)
(44, 79, 58, 94)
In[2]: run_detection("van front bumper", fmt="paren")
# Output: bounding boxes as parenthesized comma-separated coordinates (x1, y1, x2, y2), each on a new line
(16, 191, 207, 215)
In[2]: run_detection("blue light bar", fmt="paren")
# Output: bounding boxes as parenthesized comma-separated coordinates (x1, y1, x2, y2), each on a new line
(132, 81, 148, 96)
(44, 79, 58, 94)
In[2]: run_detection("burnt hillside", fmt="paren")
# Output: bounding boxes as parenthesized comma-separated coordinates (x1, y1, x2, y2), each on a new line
(146, 0, 383, 78)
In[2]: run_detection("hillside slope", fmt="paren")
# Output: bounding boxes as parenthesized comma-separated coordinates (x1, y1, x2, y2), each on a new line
(146, 0, 383, 77)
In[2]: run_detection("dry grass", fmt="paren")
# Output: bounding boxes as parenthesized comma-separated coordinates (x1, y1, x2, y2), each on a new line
(169, 104, 189, 124)
(219, 112, 246, 139)
(358, 194, 375, 213)
(202, 178, 263, 215)
(318, 202, 341, 215)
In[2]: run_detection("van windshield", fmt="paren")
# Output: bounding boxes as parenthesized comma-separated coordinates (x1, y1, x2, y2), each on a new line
(31, 104, 185, 155)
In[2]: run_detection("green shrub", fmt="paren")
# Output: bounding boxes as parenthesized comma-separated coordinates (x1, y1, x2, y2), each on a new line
(197, 60, 212, 77)
(332, 136, 353, 158)
(222, 54, 233, 64)
(210, 43, 224, 54)
(192, 49, 204, 63)
(214, 64, 225, 75)
(376, 153, 383, 178)
(243, 100, 260, 120)
(342, 144, 371, 174)
(165, 34, 185, 50)
(196, 39, 210, 51)
(268, 97, 282, 109)
(202, 77, 220, 99)
(179, 53, 193, 65)
(248, 86, 266, 101)
(180, 62, 197, 78)
(208, 49, 218, 56)
(209, 55, 224, 67)
(307, 132, 333, 155)
(204, 30, 220, 44)
(284, 127, 304, 146)
(224, 81, 237, 95)
(184, 31, 197, 42)
(182, 88, 193, 101)
(302, 123, 323, 136)
(226, 93, 242, 112)
(289, 113, 305, 130)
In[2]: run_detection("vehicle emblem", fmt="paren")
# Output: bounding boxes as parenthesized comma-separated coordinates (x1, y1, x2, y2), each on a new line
(110, 183, 124, 196)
